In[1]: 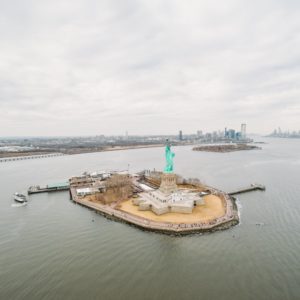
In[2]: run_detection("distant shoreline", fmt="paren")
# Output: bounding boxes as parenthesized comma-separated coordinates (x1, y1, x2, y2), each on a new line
(0, 143, 195, 159)
(1, 141, 262, 159)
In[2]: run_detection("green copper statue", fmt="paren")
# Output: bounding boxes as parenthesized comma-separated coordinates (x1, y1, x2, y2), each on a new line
(164, 140, 175, 173)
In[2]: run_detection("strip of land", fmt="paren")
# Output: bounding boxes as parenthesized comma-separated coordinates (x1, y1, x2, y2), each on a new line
(193, 144, 261, 153)
(0, 144, 167, 158)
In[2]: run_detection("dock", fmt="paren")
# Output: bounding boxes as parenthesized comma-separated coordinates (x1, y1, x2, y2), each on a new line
(28, 182, 70, 194)
(228, 184, 266, 196)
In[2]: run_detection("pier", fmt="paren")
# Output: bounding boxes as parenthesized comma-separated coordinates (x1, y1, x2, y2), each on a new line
(28, 182, 70, 194)
(0, 153, 65, 163)
(228, 184, 266, 196)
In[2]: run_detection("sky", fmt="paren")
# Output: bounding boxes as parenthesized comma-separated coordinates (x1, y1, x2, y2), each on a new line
(0, 0, 300, 136)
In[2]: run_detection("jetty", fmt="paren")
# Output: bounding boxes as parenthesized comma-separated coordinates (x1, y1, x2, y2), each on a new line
(28, 182, 70, 194)
(0, 153, 65, 163)
(228, 184, 266, 196)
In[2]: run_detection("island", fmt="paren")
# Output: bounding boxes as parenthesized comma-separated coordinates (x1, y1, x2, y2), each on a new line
(193, 144, 261, 153)
(68, 142, 239, 235)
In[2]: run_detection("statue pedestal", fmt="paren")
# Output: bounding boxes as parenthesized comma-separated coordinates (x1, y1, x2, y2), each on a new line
(159, 173, 177, 195)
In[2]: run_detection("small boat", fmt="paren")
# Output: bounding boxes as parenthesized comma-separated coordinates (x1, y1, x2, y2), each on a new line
(14, 192, 28, 203)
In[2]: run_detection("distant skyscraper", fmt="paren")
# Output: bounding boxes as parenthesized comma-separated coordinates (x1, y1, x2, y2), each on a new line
(241, 124, 246, 139)
(197, 130, 203, 138)
(179, 130, 183, 141)
(227, 129, 236, 139)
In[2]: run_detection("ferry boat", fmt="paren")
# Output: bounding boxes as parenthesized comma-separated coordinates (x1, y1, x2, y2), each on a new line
(14, 192, 27, 203)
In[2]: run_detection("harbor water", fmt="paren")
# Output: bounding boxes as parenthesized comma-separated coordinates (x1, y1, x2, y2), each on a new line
(0, 138, 300, 300)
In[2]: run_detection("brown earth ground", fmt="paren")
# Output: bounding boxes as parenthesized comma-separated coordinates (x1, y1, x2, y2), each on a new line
(118, 195, 225, 224)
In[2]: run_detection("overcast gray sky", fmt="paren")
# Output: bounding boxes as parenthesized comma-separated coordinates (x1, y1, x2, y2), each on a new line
(0, 0, 299, 136)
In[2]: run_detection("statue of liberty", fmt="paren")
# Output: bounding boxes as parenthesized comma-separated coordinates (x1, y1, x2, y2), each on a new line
(164, 139, 175, 173)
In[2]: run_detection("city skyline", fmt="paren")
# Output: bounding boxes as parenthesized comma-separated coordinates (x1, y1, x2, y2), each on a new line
(1, 0, 300, 136)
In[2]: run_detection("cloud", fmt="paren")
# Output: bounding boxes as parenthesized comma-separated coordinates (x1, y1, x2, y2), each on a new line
(0, 0, 300, 135)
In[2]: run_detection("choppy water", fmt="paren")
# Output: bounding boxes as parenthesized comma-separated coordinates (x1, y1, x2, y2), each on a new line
(1, 138, 300, 300)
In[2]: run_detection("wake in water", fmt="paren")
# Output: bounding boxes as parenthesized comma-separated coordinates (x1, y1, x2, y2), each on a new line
(235, 197, 242, 225)
(11, 202, 27, 208)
